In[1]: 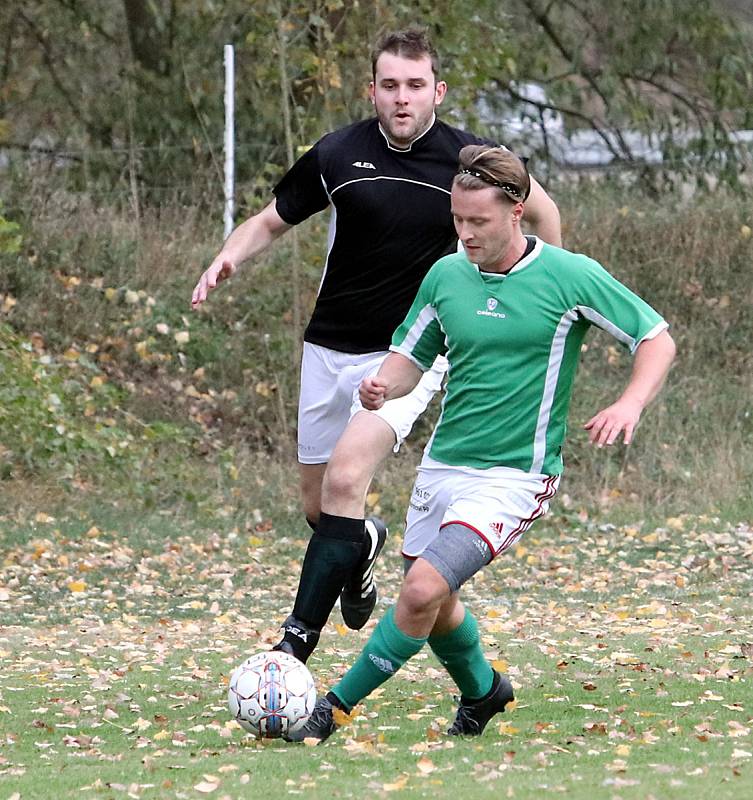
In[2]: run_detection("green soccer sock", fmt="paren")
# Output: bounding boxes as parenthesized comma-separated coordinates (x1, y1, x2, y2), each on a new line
(332, 607, 427, 710)
(428, 608, 494, 701)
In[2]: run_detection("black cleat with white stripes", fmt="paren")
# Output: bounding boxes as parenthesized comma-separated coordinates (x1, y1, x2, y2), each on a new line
(339, 517, 387, 630)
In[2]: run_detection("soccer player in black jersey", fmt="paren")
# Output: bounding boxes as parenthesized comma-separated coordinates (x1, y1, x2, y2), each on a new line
(191, 28, 562, 664)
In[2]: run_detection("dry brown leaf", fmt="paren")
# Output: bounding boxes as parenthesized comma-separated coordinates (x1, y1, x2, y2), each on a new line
(383, 776, 409, 791)
(416, 757, 436, 775)
(332, 707, 355, 726)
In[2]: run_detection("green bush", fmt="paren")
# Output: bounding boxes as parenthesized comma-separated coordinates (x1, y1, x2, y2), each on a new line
(0, 323, 195, 495)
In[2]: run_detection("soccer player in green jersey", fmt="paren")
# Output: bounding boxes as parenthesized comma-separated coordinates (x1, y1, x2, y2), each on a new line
(288, 144, 676, 743)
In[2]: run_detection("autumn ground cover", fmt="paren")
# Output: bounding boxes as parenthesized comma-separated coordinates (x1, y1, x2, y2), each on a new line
(1, 500, 752, 800)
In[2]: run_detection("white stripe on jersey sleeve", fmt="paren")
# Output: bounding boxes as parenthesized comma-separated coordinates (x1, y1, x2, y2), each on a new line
(390, 304, 440, 371)
(575, 305, 639, 352)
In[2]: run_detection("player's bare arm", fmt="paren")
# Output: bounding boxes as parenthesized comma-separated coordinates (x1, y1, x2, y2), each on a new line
(521, 177, 562, 247)
(584, 329, 676, 447)
(359, 353, 424, 410)
(191, 200, 292, 308)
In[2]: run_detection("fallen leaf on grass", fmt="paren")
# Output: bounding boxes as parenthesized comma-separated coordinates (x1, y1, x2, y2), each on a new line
(416, 757, 436, 775)
(728, 721, 751, 738)
(332, 707, 356, 726)
(584, 722, 607, 735)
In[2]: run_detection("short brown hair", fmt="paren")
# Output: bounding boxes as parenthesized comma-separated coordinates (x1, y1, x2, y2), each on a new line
(371, 27, 440, 80)
(454, 145, 531, 203)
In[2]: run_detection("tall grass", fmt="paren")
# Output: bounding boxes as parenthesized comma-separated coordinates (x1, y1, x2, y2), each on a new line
(1, 167, 751, 524)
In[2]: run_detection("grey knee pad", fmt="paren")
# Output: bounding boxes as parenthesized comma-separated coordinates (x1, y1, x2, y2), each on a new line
(408, 523, 492, 593)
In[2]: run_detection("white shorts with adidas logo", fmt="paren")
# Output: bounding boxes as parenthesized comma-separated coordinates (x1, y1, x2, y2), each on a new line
(402, 455, 560, 560)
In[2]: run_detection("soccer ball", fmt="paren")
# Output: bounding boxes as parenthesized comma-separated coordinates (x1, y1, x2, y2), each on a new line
(227, 651, 317, 738)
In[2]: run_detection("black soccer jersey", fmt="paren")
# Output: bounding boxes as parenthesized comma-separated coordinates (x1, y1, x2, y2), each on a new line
(274, 117, 493, 353)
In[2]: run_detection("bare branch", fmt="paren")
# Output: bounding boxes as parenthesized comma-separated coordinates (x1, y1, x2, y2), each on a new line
(504, 82, 629, 162)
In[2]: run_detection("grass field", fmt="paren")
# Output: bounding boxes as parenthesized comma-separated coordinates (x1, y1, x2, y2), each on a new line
(1, 502, 751, 800)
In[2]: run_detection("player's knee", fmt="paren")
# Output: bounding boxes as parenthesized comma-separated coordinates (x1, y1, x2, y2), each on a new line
(322, 458, 369, 504)
(399, 567, 447, 615)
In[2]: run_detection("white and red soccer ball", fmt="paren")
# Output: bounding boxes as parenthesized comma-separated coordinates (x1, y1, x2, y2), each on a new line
(227, 651, 317, 738)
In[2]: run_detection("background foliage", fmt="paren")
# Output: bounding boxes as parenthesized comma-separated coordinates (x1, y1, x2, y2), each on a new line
(3, 1, 753, 194)
(1, 1, 752, 525)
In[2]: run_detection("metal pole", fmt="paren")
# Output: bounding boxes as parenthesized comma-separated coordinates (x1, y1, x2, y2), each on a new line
(223, 44, 235, 240)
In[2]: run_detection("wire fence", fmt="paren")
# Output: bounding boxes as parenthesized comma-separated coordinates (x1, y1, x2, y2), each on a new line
(2, 134, 749, 209)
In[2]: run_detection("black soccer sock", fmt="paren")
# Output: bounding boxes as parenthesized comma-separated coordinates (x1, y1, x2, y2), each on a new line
(292, 512, 366, 630)
(276, 614, 321, 663)
(325, 690, 350, 714)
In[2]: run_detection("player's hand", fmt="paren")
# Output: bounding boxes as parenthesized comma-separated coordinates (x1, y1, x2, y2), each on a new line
(360, 376, 389, 410)
(191, 258, 237, 308)
(584, 397, 644, 447)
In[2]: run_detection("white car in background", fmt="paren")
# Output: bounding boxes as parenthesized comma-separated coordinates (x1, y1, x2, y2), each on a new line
(474, 81, 752, 172)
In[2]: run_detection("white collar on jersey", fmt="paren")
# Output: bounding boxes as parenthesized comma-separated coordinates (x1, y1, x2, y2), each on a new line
(378, 113, 437, 152)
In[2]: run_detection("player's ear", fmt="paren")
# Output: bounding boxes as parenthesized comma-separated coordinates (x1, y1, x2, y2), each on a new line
(434, 80, 448, 106)
(368, 81, 376, 105)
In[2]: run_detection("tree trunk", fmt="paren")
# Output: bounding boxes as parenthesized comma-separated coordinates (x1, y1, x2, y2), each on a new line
(122, 0, 170, 76)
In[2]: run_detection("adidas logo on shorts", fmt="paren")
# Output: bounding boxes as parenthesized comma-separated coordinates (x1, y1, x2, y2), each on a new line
(489, 521, 505, 535)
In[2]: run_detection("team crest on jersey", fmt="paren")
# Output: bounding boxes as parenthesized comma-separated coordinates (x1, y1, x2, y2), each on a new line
(477, 298, 506, 319)
(489, 521, 505, 535)
(353, 161, 376, 169)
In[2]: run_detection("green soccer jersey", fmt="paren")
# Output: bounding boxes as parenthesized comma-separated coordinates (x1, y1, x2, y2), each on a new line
(391, 238, 668, 474)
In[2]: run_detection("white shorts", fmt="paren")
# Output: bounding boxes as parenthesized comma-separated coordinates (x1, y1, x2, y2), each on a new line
(297, 342, 446, 464)
(403, 455, 560, 559)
